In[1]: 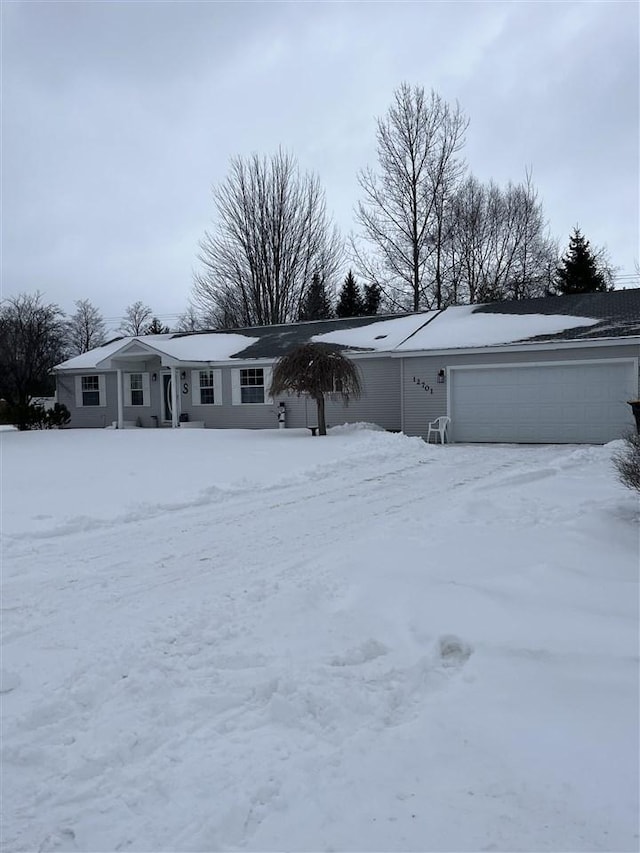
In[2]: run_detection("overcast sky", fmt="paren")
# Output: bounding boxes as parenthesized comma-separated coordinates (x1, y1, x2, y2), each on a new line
(3, 0, 638, 331)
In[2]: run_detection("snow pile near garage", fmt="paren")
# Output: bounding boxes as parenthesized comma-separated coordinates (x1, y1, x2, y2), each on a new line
(2, 428, 638, 852)
(395, 304, 599, 350)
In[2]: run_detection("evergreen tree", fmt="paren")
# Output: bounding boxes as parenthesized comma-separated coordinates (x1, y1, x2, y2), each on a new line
(299, 272, 334, 321)
(362, 282, 382, 315)
(555, 227, 609, 294)
(336, 270, 364, 318)
(145, 317, 171, 334)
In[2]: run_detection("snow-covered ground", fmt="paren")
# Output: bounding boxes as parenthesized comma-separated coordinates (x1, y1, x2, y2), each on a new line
(2, 426, 638, 852)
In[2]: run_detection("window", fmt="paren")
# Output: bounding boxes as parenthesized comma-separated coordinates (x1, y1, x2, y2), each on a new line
(75, 374, 106, 408)
(240, 368, 265, 404)
(231, 366, 271, 405)
(199, 370, 215, 404)
(129, 373, 144, 406)
(81, 375, 100, 406)
(124, 372, 150, 407)
(191, 369, 222, 406)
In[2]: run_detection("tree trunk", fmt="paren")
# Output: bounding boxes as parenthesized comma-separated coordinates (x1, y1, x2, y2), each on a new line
(315, 394, 327, 436)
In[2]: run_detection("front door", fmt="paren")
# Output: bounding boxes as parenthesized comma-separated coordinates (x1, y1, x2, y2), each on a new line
(162, 374, 173, 422)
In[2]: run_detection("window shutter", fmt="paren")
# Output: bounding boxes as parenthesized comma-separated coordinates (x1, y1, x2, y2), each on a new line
(263, 366, 273, 404)
(98, 375, 106, 407)
(124, 373, 132, 407)
(142, 373, 151, 407)
(231, 370, 241, 405)
(213, 369, 223, 406)
(75, 376, 83, 407)
(191, 370, 201, 406)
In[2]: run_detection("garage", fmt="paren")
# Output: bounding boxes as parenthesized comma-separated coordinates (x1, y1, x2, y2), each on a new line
(449, 359, 638, 443)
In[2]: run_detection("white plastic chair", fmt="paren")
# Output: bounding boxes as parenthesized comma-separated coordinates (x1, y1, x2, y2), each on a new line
(426, 416, 450, 444)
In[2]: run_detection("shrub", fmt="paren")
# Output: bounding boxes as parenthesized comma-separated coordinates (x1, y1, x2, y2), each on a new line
(612, 432, 640, 493)
(47, 403, 71, 429)
(2, 401, 70, 430)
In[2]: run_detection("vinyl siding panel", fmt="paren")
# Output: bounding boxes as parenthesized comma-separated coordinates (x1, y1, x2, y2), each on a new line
(177, 357, 401, 431)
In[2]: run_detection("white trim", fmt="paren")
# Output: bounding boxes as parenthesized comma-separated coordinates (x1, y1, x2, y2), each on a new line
(446, 356, 638, 373)
(191, 370, 201, 406)
(95, 338, 171, 369)
(394, 337, 640, 358)
(213, 369, 222, 405)
(231, 369, 241, 405)
(143, 372, 150, 406)
(170, 366, 179, 428)
(400, 357, 405, 433)
(116, 369, 124, 429)
(263, 366, 273, 404)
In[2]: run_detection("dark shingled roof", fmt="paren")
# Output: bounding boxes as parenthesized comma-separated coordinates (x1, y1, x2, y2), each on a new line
(472, 289, 640, 342)
(172, 313, 422, 359)
(167, 289, 639, 360)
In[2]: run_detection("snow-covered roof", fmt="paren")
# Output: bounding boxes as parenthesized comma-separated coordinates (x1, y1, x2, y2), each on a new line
(54, 290, 639, 371)
(55, 332, 260, 370)
(312, 313, 438, 351)
(394, 305, 599, 351)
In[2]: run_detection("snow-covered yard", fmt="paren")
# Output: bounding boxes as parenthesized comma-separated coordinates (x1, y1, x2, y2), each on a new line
(2, 426, 638, 852)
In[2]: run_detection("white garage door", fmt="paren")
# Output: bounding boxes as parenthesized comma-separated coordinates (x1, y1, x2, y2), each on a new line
(450, 360, 637, 443)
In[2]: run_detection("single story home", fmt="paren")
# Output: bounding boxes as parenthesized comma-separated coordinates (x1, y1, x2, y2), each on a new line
(54, 289, 640, 444)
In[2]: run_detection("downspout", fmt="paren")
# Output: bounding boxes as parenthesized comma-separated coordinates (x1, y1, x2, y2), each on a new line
(171, 366, 179, 428)
(116, 369, 124, 430)
(400, 358, 405, 435)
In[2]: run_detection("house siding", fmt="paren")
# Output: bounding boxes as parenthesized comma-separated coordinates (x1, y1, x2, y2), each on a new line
(179, 357, 401, 431)
(57, 359, 164, 428)
(400, 343, 640, 440)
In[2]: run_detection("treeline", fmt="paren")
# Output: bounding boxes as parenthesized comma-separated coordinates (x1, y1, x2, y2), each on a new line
(2, 83, 617, 408)
(192, 83, 614, 326)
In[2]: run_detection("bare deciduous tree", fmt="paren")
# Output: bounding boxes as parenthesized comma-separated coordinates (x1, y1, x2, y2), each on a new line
(193, 149, 343, 329)
(119, 301, 154, 336)
(67, 299, 106, 354)
(175, 306, 205, 332)
(0, 292, 68, 407)
(352, 83, 468, 312)
(443, 172, 557, 304)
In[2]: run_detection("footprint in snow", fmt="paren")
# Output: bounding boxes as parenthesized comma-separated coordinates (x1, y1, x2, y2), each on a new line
(329, 638, 388, 667)
(437, 634, 473, 668)
(0, 669, 20, 693)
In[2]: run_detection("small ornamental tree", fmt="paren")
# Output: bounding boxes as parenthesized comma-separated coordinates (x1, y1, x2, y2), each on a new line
(270, 343, 362, 436)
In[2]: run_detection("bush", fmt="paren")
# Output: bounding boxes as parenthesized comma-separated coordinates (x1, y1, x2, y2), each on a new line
(47, 403, 71, 429)
(2, 401, 70, 430)
(612, 432, 640, 493)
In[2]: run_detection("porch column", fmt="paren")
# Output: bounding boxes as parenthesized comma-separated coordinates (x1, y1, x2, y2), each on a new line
(116, 369, 124, 430)
(171, 366, 179, 428)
